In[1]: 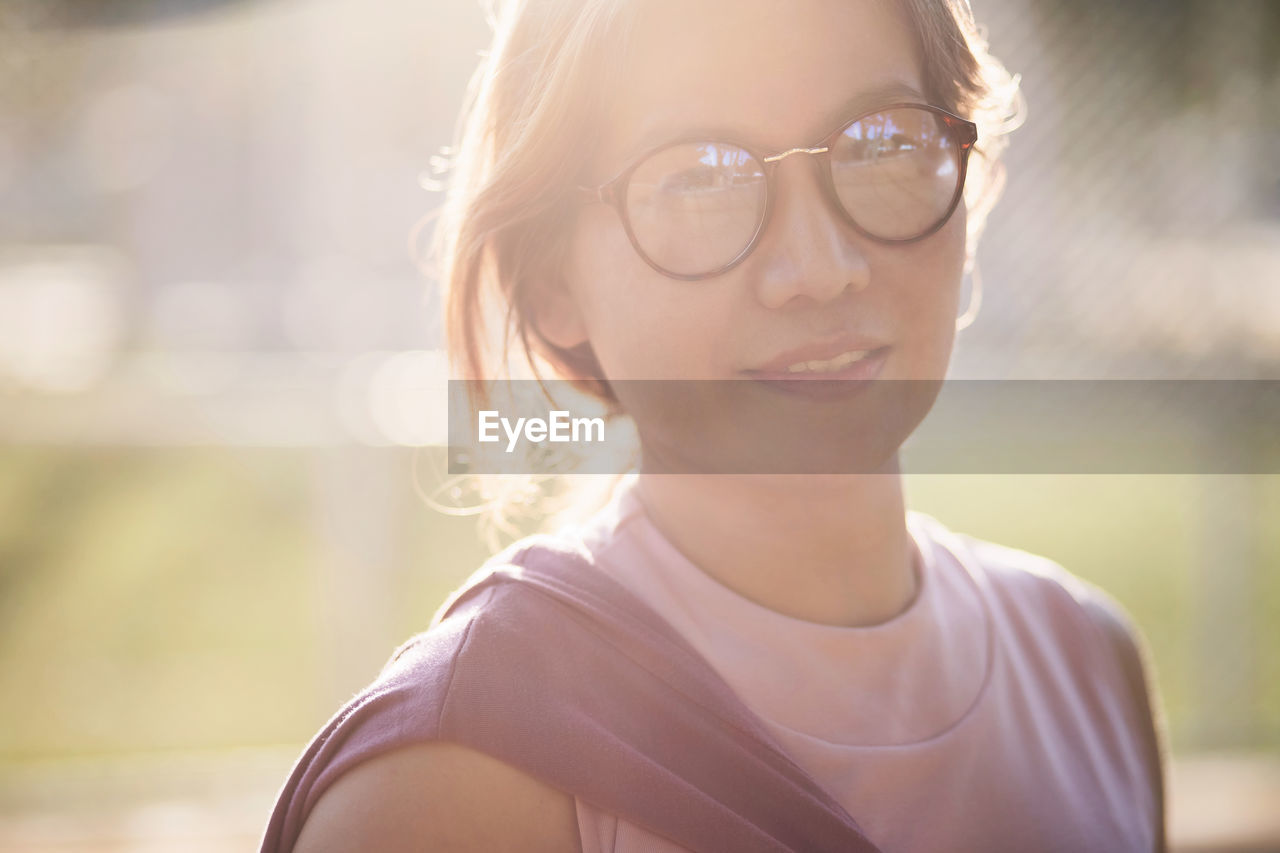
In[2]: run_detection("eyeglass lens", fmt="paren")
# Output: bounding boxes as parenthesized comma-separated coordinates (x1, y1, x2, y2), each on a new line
(622, 107, 963, 278)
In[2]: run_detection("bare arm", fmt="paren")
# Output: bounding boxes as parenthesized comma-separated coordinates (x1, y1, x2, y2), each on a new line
(292, 742, 581, 853)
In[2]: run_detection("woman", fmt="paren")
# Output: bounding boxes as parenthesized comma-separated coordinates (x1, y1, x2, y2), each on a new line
(263, 0, 1167, 850)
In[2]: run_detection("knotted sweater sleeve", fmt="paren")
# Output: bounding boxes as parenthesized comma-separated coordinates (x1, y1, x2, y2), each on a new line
(259, 540, 881, 853)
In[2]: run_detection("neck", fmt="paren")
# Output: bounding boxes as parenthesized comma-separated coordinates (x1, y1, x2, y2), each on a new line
(635, 464, 918, 627)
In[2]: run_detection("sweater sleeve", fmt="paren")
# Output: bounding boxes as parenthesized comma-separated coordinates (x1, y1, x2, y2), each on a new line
(259, 541, 884, 853)
(258, 587, 494, 853)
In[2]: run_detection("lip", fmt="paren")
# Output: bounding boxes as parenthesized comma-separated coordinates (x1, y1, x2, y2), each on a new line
(744, 345, 890, 399)
(747, 335, 891, 374)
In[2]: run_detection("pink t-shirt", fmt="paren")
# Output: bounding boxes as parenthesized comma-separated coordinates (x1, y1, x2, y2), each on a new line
(562, 473, 1158, 852)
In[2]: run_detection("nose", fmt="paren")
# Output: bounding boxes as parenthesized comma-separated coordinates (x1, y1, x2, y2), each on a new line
(751, 155, 871, 311)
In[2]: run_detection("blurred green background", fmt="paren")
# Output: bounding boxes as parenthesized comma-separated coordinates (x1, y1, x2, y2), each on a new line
(2, 452, 1279, 758)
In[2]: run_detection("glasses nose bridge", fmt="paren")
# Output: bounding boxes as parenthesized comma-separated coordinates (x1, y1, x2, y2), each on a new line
(760, 145, 829, 165)
(757, 142, 840, 238)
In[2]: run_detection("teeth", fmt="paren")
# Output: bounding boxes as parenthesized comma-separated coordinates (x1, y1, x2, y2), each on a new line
(785, 349, 871, 373)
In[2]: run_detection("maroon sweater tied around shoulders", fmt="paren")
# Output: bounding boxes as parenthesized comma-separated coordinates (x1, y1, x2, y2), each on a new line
(260, 535, 883, 853)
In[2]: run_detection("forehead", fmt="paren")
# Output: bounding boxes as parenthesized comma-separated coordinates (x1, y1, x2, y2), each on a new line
(597, 0, 925, 167)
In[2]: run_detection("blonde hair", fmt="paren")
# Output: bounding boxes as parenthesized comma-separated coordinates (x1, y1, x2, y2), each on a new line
(430, 0, 1022, 544)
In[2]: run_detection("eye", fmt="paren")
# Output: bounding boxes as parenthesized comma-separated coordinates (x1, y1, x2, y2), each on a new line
(834, 108, 939, 165)
(658, 164, 724, 194)
(836, 130, 919, 163)
(628, 143, 765, 209)
(884, 132, 918, 154)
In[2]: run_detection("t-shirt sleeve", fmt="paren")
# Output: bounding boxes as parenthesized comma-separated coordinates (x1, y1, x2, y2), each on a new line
(954, 528, 1168, 850)
(1077, 585, 1168, 852)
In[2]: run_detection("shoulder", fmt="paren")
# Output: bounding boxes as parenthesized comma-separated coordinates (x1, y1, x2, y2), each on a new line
(268, 545, 595, 853)
(918, 513, 1131, 642)
(914, 513, 1167, 845)
(291, 741, 580, 853)
(912, 511, 1155, 700)
(963, 531, 1155, 688)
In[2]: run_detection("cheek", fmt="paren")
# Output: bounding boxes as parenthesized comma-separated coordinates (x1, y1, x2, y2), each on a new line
(566, 216, 714, 380)
(929, 206, 968, 306)
(892, 212, 966, 374)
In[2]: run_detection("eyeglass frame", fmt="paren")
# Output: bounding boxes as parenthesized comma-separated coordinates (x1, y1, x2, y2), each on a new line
(577, 102, 979, 281)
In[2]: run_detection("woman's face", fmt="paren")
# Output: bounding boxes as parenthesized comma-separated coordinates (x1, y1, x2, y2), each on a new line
(542, 0, 967, 470)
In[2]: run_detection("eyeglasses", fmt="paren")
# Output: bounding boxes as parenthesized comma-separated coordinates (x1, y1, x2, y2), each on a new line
(580, 103, 978, 281)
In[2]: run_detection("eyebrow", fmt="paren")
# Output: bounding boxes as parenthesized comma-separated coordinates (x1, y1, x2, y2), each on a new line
(621, 80, 930, 162)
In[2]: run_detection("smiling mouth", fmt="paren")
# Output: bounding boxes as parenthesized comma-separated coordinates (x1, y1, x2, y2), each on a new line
(783, 348, 876, 374)
(744, 346, 891, 382)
